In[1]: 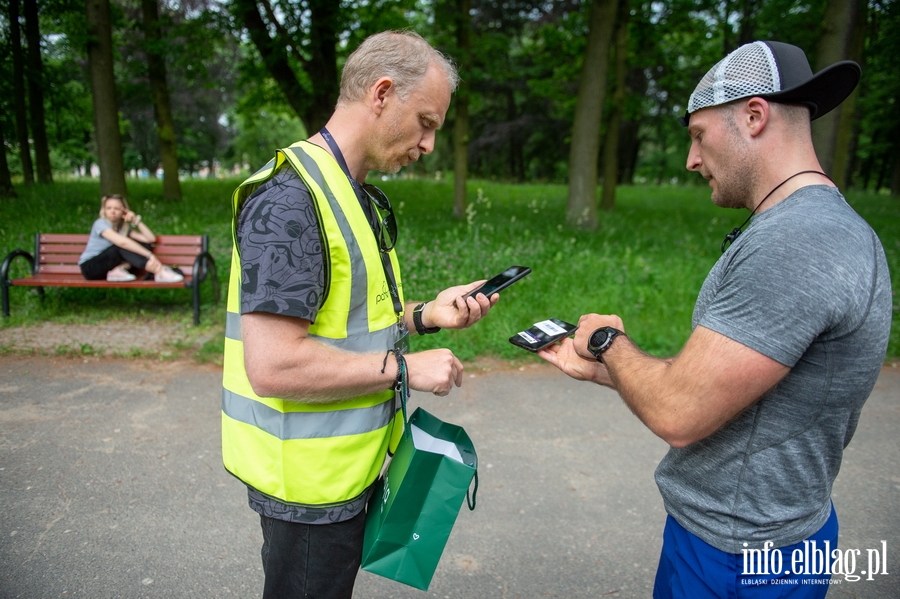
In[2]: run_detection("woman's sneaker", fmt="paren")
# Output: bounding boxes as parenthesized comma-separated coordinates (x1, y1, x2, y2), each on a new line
(155, 266, 184, 283)
(107, 265, 136, 282)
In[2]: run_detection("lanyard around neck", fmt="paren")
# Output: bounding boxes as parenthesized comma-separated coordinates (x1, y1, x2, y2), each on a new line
(319, 127, 355, 186)
(318, 128, 403, 316)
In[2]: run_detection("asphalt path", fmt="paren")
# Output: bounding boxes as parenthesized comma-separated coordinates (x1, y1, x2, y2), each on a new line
(1, 356, 897, 598)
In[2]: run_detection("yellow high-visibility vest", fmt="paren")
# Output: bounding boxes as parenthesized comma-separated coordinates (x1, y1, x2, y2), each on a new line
(222, 141, 405, 507)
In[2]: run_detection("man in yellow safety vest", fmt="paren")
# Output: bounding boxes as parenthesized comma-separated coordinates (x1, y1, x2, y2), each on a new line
(222, 30, 498, 598)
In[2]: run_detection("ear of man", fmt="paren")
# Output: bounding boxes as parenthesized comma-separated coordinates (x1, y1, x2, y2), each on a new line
(370, 77, 395, 116)
(742, 97, 770, 138)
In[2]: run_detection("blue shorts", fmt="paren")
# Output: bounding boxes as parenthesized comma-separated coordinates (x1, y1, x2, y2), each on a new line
(653, 505, 838, 599)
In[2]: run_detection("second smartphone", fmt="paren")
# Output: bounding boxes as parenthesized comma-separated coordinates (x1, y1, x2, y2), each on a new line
(509, 318, 578, 352)
(464, 265, 531, 300)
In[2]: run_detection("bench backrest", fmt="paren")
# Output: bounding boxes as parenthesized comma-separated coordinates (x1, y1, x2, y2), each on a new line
(35, 233, 207, 276)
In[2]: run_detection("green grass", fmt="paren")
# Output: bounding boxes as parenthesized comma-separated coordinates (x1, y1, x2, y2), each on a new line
(1, 178, 897, 363)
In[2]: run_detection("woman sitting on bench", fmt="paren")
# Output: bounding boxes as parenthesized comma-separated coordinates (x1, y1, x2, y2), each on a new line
(77, 194, 184, 283)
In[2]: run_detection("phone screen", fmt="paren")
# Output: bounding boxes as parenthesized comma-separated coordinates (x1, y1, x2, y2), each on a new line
(509, 318, 578, 352)
(466, 266, 531, 300)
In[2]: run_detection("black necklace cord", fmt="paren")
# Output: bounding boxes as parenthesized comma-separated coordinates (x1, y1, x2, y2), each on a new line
(720, 170, 833, 253)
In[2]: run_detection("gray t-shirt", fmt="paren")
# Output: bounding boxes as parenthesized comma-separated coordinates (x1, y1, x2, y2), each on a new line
(655, 185, 892, 553)
(78, 219, 116, 264)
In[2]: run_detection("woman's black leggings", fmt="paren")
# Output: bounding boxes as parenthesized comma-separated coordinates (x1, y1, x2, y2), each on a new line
(79, 243, 153, 280)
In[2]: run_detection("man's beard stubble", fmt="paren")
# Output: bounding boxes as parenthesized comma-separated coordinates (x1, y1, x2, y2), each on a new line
(712, 159, 759, 210)
(711, 118, 759, 210)
(367, 108, 409, 175)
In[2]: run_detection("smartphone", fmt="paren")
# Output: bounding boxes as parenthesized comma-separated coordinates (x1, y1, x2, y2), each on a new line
(464, 266, 531, 301)
(509, 318, 578, 352)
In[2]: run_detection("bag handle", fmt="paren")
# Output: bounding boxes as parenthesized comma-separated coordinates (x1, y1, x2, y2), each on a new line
(397, 350, 410, 436)
(388, 348, 478, 510)
(384, 349, 410, 438)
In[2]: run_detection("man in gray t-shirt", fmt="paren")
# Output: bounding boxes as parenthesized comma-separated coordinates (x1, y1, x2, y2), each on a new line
(538, 41, 891, 598)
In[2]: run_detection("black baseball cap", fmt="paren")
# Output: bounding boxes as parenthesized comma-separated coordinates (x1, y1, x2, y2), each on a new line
(679, 41, 861, 126)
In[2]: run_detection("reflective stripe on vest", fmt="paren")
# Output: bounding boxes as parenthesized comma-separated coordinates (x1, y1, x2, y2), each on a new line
(222, 141, 405, 507)
(222, 387, 395, 439)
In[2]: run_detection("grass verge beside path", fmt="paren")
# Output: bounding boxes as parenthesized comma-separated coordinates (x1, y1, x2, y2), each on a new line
(1, 178, 897, 363)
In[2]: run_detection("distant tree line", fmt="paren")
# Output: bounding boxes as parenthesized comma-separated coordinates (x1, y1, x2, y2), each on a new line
(0, 0, 897, 221)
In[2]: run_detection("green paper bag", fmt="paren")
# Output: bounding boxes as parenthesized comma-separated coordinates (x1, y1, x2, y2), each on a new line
(361, 407, 478, 590)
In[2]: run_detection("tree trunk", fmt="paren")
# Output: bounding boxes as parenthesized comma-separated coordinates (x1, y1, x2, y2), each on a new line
(305, 0, 339, 134)
(232, 0, 310, 131)
(655, 119, 667, 185)
(142, 0, 182, 201)
(875, 153, 889, 191)
(890, 149, 900, 197)
(859, 128, 877, 189)
(600, 0, 629, 212)
(722, 0, 735, 54)
(85, 0, 128, 196)
(566, 0, 617, 229)
(8, 0, 34, 185)
(0, 119, 17, 198)
(617, 66, 648, 185)
(506, 89, 524, 181)
(23, 0, 52, 183)
(452, 0, 471, 220)
(831, 0, 866, 189)
(737, 0, 761, 46)
(812, 0, 858, 177)
(617, 120, 639, 183)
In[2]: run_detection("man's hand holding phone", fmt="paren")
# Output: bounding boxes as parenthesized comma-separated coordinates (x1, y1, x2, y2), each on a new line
(402, 273, 511, 396)
(420, 265, 530, 331)
(535, 313, 625, 387)
(422, 281, 498, 331)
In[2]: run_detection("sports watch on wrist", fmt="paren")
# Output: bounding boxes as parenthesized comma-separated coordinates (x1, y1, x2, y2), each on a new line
(587, 326, 623, 362)
(412, 302, 441, 335)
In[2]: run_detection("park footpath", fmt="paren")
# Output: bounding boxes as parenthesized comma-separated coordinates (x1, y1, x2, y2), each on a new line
(0, 355, 897, 599)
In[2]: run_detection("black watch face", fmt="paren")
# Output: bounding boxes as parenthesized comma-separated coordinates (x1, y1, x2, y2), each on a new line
(589, 329, 610, 351)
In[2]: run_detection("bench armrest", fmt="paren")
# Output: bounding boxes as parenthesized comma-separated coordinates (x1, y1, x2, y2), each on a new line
(188, 250, 220, 325)
(1, 249, 35, 283)
(2, 249, 37, 317)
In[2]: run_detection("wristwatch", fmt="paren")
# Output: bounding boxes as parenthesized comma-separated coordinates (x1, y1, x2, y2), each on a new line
(587, 326, 623, 362)
(412, 302, 440, 335)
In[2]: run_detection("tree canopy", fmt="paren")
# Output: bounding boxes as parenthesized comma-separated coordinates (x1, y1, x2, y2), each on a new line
(1, 0, 897, 199)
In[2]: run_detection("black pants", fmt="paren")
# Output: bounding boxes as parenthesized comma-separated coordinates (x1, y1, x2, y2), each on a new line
(79, 243, 152, 280)
(259, 510, 366, 599)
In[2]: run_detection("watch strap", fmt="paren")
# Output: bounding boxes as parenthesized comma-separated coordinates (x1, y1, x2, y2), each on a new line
(413, 302, 440, 335)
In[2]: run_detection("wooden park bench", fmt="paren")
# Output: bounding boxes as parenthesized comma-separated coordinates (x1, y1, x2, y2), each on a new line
(1, 233, 219, 325)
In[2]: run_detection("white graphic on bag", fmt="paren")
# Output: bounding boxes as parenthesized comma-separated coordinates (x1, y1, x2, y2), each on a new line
(412, 533, 420, 540)
(380, 475, 390, 513)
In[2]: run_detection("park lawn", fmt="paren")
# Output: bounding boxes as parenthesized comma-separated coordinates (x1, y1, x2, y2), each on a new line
(1, 178, 897, 362)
